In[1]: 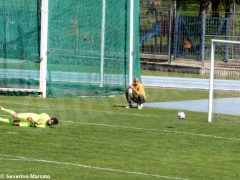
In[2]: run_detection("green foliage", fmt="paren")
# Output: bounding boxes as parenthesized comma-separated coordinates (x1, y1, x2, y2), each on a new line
(177, 0, 200, 10)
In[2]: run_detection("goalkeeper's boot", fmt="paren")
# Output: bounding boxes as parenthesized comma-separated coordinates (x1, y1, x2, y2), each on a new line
(137, 104, 143, 109)
(125, 104, 133, 109)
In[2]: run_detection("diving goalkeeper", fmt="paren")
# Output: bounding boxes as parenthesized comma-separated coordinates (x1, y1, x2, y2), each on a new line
(0, 106, 59, 128)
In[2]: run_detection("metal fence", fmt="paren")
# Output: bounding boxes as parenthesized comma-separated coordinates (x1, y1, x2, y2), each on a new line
(139, 0, 172, 60)
(140, 8, 170, 55)
(140, 2, 240, 62)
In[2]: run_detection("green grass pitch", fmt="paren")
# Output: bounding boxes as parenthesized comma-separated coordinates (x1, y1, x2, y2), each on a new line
(0, 88, 239, 180)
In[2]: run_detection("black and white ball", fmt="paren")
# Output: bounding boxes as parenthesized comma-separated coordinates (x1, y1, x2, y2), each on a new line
(178, 111, 185, 119)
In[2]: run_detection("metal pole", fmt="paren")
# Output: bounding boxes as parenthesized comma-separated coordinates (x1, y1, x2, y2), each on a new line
(224, 17, 230, 62)
(40, 0, 49, 98)
(208, 40, 215, 123)
(174, 10, 179, 60)
(129, 0, 134, 85)
(100, 0, 106, 87)
(168, 9, 173, 64)
(201, 10, 206, 65)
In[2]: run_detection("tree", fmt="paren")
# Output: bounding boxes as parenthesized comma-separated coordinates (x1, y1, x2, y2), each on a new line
(225, 0, 235, 17)
(199, 0, 236, 17)
(211, 0, 223, 17)
(199, 0, 212, 16)
(176, 0, 237, 17)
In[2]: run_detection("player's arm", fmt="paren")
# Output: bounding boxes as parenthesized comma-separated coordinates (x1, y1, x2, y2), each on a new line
(135, 86, 143, 96)
(35, 124, 46, 128)
(128, 85, 133, 90)
(12, 113, 18, 119)
(26, 117, 43, 126)
(129, 85, 137, 92)
(129, 85, 142, 96)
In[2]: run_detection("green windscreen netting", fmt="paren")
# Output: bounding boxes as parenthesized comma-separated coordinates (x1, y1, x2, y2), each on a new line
(0, 0, 140, 97)
(0, 0, 40, 94)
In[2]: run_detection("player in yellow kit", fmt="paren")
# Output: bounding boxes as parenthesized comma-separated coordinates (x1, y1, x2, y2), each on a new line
(0, 106, 59, 128)
(125, 77, 146, 109)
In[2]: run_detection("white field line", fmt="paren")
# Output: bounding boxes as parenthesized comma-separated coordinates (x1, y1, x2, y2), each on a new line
(63, 121, 240, 141)
(2, 102, 240, 141)
(0, 155, 189, 180)
(1, 102, 164, 119)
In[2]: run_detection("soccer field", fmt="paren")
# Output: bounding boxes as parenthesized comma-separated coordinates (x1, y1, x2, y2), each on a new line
(0, 88, 239, 180)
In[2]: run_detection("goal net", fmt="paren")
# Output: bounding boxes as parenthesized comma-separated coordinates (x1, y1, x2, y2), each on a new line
(0, 0, 140, 97)
(208, 39, 240, 122)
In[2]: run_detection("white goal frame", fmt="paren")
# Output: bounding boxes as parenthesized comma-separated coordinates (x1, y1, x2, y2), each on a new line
(208, 39, 240, 122)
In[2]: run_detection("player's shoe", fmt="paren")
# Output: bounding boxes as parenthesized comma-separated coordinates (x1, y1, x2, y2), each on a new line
(125, 104, 133, 109)
(137, 104, 143, 109)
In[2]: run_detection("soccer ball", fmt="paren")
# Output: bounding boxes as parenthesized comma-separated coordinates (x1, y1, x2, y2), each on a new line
(178, 111, 185, 119)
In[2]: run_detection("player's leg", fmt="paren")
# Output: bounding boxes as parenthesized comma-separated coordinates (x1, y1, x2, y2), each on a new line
(125, 89, 134, 108)
(0, 117, 11, 124)
(0, 118, 29, 127)
(136, 95, 146, 109)
(0, 106, 18, 119)
(0, 106, 16, 116)
(13, 120, 20, 126)
(0, 117, 15, 126)
(12, 120, 29, 127)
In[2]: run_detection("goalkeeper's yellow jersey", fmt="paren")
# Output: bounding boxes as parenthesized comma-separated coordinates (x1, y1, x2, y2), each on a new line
(17, 113, 50, 128)
(132, 82, 146, 100)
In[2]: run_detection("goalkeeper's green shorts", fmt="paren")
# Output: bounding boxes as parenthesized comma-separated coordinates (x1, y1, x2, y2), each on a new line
(19, 121, 31, 127)
(11, 119, 31, 127)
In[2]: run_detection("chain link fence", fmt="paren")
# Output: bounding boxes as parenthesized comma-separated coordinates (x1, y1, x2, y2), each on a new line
(140, 1, 240, 62)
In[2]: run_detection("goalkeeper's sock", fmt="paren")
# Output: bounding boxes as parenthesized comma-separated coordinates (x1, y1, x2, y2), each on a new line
(0, 117, 10, 124)
(1, 107, 16, 115)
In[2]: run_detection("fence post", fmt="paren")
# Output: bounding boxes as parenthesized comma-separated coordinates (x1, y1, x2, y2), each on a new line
(100, 0, 106, 87)
(224, 16, 230, 62)
(40, 0, 49, 98)
(174, 11, 179, 60)
(168, 8, 173, 64)
(200, 10, 206, 65)
(129, 0, 134, 85)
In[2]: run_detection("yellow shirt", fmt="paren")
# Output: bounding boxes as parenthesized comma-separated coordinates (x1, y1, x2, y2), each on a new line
(132, 82, 146, 100)
(36, 113, 51, 128)
(17, 113, 50, 128)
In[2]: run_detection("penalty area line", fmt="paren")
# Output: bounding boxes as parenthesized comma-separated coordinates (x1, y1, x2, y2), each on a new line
(0, 154, 189, 180)
(63, 121, 240, 141)
(4, 102, 161, 119)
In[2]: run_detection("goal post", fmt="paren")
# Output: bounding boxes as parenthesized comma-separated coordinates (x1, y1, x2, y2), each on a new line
(208, 40, 214, 123)
(208, 39, 240, 123)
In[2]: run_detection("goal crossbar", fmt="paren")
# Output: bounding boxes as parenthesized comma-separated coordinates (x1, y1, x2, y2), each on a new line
(211, 39, 240, 44)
